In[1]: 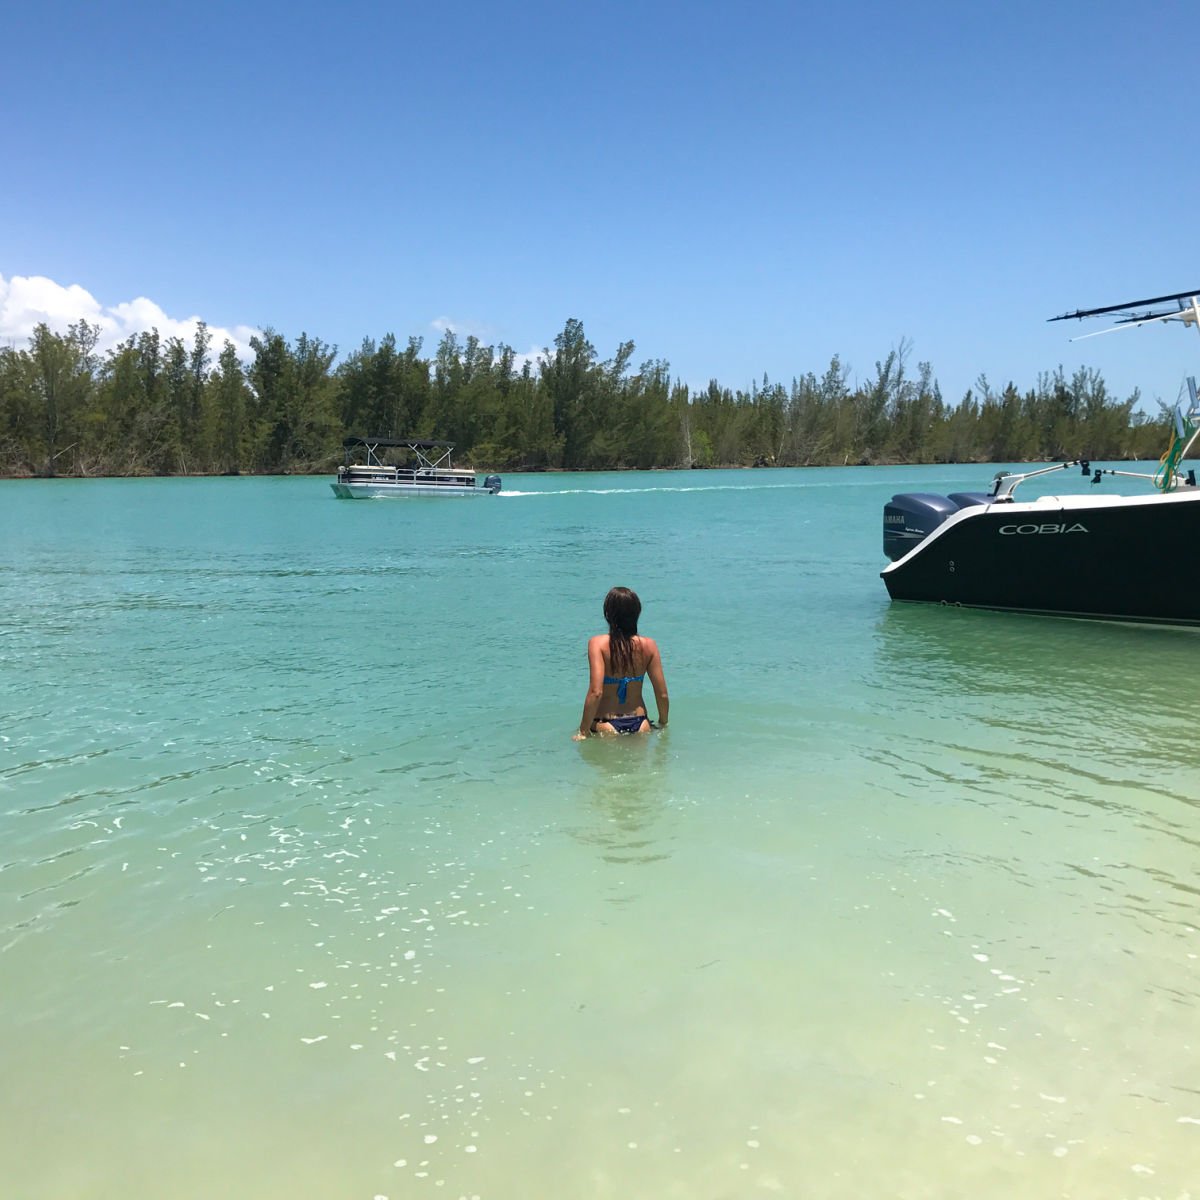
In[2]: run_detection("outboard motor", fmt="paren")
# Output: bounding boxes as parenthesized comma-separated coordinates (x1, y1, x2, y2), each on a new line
(483, 474, 502, 494)
(947, 492, 989, 510)
(883, 493, 962, 561)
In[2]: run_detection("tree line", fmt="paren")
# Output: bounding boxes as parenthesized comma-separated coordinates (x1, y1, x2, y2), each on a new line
(0, 317, 1173, 477)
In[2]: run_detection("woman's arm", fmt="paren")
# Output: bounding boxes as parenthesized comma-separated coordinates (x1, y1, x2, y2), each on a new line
(573, 636, 607, 739)
(644, 639, 669, 727)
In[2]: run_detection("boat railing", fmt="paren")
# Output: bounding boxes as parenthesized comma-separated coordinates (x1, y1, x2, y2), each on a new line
(989, 460, 1091, 500)
(990, 457, 1196, 501)
(337, 464, 476, 486)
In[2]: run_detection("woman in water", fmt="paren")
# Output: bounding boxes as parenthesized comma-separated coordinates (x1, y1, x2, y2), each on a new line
(573, 586, 669, 739)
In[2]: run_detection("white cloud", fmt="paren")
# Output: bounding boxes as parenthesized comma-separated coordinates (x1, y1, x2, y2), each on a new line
(0, 273, 260, 359)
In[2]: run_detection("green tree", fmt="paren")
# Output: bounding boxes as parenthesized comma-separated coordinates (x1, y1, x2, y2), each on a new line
(540, 318, 601, 466)
(207, 341, 252, 473)
(90, 340, 142, 473)
(0, 344, 36, 472)
(186, 322, 212, 463)
(26, 321, 99, 475)
(249, 330, 338, 471)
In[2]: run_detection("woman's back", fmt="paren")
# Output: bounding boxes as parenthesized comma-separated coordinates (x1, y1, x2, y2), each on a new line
(575, 587, 669, 739)
(599, 633, 655, 708)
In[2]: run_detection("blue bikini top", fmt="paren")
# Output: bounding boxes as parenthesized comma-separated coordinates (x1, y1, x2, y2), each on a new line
(604, 673, 645, 704)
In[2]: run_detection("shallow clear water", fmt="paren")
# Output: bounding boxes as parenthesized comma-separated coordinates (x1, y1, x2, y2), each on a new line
(2, 467, 1198, 1199)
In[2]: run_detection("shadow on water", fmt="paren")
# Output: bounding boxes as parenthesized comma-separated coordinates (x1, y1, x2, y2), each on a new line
(862, 606, 1200, 933)
(873, 602, 1196, 710)
(568, 732, 675, 867)
(869, 602, 1200, 797)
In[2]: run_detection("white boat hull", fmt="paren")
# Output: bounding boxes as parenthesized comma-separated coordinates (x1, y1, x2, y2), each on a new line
(331, 480, 491, 499)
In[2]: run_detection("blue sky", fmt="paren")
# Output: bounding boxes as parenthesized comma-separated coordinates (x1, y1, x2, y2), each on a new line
(3, 0, 1199, 411)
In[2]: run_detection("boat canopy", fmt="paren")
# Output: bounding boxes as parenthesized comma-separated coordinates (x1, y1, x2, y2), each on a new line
(341, 436, 463, 472)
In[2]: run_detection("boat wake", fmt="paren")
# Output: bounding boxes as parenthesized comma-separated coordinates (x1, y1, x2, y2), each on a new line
(497, 482, 817, 498)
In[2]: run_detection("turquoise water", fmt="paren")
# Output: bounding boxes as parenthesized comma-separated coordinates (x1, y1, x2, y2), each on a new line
(2, 467, 1198, 1199)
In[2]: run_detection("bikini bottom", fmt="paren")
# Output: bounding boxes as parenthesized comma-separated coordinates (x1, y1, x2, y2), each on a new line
(593, 714, 650, 734)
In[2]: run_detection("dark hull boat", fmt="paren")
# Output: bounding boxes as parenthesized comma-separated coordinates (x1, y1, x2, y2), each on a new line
(881, 475, 1200, 623)
(881, 289, 1200, 625)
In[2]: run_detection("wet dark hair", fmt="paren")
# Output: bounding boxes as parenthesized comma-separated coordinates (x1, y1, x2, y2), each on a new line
(603, 586, 641, 675)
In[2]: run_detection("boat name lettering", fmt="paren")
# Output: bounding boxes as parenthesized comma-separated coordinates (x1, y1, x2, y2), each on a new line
(998, 522, 1089, 535)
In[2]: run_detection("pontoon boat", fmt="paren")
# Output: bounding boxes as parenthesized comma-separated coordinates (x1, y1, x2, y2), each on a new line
(331, 437, 501, 499)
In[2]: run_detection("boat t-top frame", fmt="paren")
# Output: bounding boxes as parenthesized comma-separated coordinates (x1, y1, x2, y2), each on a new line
(341, 436, 462, 473)
(1049, 287, 1200, 332)
(992, 289, 1200, 498)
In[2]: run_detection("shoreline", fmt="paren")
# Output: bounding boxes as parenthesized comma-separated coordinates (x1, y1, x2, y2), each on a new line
(0, 457, 1045, 482)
